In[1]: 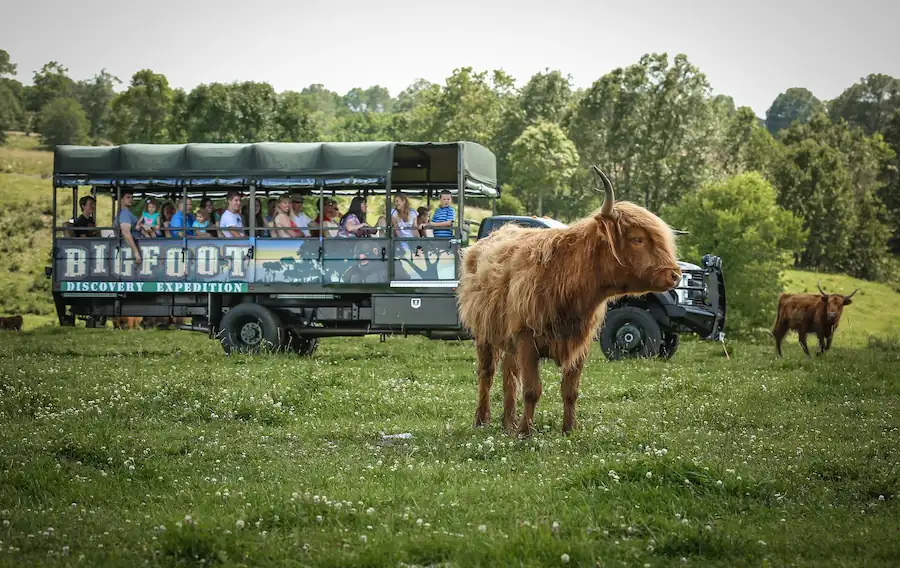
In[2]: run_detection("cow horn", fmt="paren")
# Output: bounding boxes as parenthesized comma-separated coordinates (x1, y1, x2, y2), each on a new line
(844, 288, 859, 300)
(817, 282, 827, 297)
(591, 165, 616, 218)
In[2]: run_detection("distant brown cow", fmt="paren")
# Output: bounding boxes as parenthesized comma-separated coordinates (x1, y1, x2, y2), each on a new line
(457, 165, 682, 437)
(111, 316, 142, 330)
(772, 283, 858, 358)
(0, 315, 23, 331)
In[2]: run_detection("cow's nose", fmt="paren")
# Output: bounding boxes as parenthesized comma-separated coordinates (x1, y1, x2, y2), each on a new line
(669, 269, 682, 286)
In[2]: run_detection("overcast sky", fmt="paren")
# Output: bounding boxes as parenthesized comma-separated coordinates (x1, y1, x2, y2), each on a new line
(5, 0, 898, 118)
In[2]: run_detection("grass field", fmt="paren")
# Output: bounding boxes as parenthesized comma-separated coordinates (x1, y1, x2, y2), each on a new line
(0, 319, 898, 567)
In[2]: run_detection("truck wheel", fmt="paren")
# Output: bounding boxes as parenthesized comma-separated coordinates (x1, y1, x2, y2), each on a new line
(599, 306, 662, 360)
(218, 303, 285, 355)
(284, 328, 319, 357)
(659, 332, 679, 359)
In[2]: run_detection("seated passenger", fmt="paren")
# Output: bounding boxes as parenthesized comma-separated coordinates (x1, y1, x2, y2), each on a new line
(309, 198, 340, 238)
(140, 198, 160, 238)
(337, 196, 376, 238)
(288, 194, 311, 237)
(158, 202, 176, 238)
(116, 190, 142, 265)
(415, 206, 432, 237)
(264, 198, 276, 232)
(169, 197, 194, 238)
(72, 195, 99, 237)
(199, 198, 218, 237)
(391, 193, 419, 238)
(192, 208, 212, 237)
(430, 190, 455, 238)
(271, 194, 301, 238)
(219, 191, 244, 238)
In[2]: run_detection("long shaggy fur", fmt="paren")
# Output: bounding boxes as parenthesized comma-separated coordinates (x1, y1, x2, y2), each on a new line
(457, 198, 680, 436)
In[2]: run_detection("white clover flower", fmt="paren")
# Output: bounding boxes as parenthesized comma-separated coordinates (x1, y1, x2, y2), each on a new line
(478, 524, 487, 533)
(561, 553, 570, 563)
(235, 520, 245, 529)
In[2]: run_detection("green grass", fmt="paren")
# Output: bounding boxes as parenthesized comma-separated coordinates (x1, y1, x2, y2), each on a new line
(0, 133, 52, 176)
(0, 329, 897, 567)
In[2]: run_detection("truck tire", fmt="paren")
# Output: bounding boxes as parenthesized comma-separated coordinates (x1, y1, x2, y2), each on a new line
(659, 332, 679, 359)
(284, 327, 319, 357)
(218, 303, 285, 355)
(599, 306, 663, 360)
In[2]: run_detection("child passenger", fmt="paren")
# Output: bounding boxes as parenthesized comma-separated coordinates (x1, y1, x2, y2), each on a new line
(192, 208, 212, 237)
(140, 199, 160, 238)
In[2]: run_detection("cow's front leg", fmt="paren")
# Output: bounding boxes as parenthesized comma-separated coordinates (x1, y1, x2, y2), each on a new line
(561, 358, 585, 435)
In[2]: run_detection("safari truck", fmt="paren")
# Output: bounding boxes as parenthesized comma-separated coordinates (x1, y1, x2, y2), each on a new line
(472, 215, 727, 360)
(49, 141, 500, 355)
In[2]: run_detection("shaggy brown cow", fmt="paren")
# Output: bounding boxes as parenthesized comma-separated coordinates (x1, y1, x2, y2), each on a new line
(0, 315, 23, 331)
(457, 165, 682, 437)
(772, 283, 858, 358)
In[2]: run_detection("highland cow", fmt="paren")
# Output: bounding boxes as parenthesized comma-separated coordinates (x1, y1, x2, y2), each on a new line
(772, 283, 858, 358)
(456, 166, 682, 437)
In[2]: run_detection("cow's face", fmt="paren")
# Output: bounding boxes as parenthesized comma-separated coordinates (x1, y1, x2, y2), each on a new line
(601, 202, 681, 294)
(824, 294, 850, 323)
(589, 165, 681, 294)
(620, 224, 681, 292)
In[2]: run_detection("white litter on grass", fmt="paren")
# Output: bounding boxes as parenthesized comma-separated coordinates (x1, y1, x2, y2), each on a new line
(378, 432, 413, 446)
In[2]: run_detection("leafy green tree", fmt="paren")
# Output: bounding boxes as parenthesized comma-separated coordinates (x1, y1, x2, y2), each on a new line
(25, 61, 76, 115)
(765, 87, 825, 136)
(775, 112, 895, 280)
(508, 120, 579, 216)
(662, 172, 807, 336)
(828, 73, 900, 135)
(716, 106, 783, 178)
(343, 86, 393, 113)
(109, 69, 174, 143)
(0, 49, 16, 76)
(274, 91, 321, 142)
(0, 83, 19, 144)
(566, 53, 716, 211)
(0, 49, 21, 143)
(75, 69, 120, 141)
(494, 188, 525, 216)
(519, 69, 572, 125)
(37, 97, 89, 148)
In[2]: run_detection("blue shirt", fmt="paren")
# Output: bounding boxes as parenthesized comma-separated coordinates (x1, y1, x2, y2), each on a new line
(116, 208, 141, 240)
(431, 206, 455, 238)
(169, 210, 195, 238)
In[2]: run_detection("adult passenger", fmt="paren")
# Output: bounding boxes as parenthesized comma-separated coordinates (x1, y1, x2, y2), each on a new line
(116, 190, 142, 265)
(290, 194, 312, 237)
(72, 195, 98, 237)
(219, 191, 244, 238)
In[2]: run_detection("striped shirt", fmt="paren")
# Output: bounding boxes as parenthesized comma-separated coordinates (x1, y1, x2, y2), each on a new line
(431, 206, 455, 238)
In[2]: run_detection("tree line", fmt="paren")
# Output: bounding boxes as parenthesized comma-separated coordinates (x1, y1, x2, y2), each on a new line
(1, 49, 898, 289)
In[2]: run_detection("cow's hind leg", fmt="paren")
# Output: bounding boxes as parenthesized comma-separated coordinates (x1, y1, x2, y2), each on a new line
(501, 350, 520, 433)
(516, 340, 542, 439)
(798, 331, 811, 358)
(473, 342, 496, 427)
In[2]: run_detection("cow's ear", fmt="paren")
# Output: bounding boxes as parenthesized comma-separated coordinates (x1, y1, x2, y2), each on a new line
(842, 296, 853, 305)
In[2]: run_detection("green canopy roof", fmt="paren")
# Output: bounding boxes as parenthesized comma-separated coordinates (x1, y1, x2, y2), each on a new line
(53, 141, 498, 196)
